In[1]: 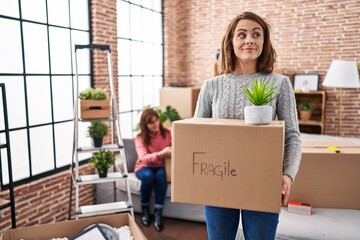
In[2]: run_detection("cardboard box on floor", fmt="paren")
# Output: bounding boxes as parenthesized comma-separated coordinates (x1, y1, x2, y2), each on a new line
(171, 118, 285, 213)
(290, 141, 360, 209)
(160, 86, 201, 119)
(0, 213, 147, 240)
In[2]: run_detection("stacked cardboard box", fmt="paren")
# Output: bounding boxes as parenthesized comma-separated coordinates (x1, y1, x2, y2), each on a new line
(160, 86, 201, 119)
(290, 141, 360, 209)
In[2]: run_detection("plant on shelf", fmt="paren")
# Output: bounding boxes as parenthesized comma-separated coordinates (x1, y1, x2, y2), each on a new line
(89, 149, 116, 178)
(79, 87, 110, 119)
(87, 120, 108, 148)
(299, 102, 313, 121)
(79, 87, 108, 100)
(243, 76, 276, 125)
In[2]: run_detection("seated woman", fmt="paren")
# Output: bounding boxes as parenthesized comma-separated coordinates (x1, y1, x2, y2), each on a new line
(134, 108, 171, 232)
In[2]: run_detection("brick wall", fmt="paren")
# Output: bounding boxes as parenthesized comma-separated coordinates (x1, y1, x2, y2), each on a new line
(163, 0, 360, 137)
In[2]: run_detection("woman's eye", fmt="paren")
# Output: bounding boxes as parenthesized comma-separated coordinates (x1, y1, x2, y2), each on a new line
(239, 33, 246, 39)
(253, 32, 261, 38)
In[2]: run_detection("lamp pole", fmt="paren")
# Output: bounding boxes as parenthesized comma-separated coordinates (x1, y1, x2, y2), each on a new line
(338, 88, 343, 136)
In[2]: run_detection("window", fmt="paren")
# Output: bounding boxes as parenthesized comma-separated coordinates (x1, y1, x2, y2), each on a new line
(0, 0, 91, 187)
(117, 0, 163, 138)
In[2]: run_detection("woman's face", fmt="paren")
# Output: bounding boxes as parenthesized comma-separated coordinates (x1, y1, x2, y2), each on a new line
(232, 19, 264, 64)
(146, 116, 160, 132)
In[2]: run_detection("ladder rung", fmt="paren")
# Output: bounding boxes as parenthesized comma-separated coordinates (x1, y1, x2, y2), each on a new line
(0, 143, 7, 149)
(77, 172, 126, 185)
(77, 144, 123, 153)
(77, 201, 132, 218)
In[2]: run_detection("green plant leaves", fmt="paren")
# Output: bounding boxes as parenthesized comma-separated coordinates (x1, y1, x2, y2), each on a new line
(79, 88, 108, 100)
(88, 120, 108, 138)
(244, 77, 276, 106)
(89, 149, 115, 174)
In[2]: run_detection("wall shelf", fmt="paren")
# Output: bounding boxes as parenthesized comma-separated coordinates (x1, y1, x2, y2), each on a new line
(295, 91, 326, 134)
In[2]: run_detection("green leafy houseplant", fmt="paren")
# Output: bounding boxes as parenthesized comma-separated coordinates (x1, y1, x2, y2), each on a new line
(243, 77, 276, 125)
(244, 77, 276, 106)
(156, 105, 181, 123)
(79, 87, 108, 100)
(88, 121, 108, 147)
(299, 102, 313, 111)
(299, 102, 313, 121)
(89, 149, 116, 178)
(79, 87, 110, 119)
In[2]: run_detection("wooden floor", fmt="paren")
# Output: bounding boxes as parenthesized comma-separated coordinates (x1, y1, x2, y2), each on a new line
(134, 213, 208, 240)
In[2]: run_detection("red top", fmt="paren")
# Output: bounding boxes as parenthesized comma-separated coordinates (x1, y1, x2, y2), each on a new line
(134, 129, 172, 173)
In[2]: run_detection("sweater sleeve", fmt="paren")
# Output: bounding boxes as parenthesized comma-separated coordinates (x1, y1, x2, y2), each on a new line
(276, 77, 302, 181)
(134, 136, 160, 165)
(194, 80, 213, 118)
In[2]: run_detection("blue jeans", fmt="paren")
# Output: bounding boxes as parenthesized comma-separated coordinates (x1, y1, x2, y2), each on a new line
(205, 206, 279, 240)
(135, 167, 167, 208)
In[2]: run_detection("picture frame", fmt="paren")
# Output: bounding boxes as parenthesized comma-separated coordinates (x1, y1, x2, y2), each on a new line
(293, 74, 319, 91)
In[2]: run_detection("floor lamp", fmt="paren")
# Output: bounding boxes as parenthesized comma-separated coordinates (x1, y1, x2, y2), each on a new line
(322, 60, 360, 136)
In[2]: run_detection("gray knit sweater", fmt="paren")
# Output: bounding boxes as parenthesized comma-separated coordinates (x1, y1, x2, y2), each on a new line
(194, 72, 302, 181)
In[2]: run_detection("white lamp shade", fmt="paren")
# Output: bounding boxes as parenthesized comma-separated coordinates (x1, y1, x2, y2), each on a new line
(322, 60, 360, 88)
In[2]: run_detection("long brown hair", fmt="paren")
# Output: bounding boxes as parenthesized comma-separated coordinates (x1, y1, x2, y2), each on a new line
(138, 108, 168, 145)
(218, 12, 276, 75)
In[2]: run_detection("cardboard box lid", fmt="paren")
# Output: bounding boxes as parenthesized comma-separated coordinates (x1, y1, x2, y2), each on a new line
(302, 140, 360, 148)
(172, 118, 285, 213)
(302, 140, 360, 154)
(0, 213, 147, 240)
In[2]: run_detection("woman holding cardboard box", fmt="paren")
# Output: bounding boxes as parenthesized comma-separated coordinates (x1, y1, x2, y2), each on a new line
(195, 12, 301, 240)
(134, 108, 172, 232)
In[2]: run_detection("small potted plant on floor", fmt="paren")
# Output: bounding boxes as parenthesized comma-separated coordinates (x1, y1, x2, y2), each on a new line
(79, 87, 110, 119)
(88, 120, 108, 147)
(89, 149, 116, 178)
(299, 102, 313, 121)
(244, 77, 276, 125)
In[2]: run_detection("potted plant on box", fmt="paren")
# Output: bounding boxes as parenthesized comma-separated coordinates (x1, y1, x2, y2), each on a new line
(87, 120, 108, 147)
(79, 87, 110, 119)
(244, 76, 276, 125)
(299, 102, 313, 121)
(89, 149, 116, 178)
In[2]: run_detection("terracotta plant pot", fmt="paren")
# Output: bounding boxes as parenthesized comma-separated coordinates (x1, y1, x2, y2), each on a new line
(300, 110, 312, 121)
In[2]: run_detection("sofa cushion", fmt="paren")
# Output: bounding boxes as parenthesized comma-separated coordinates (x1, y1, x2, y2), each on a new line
(123, 138, 137, 172)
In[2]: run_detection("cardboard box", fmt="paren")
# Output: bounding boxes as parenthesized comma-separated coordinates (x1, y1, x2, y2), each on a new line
(165, 157, 171, 182)
(0, 213, 147, 240)
(80, 100, 110, 119)
(160, 86, 201, 119)
(290, 141, 360, 209)
(171, 118, 285, 213)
